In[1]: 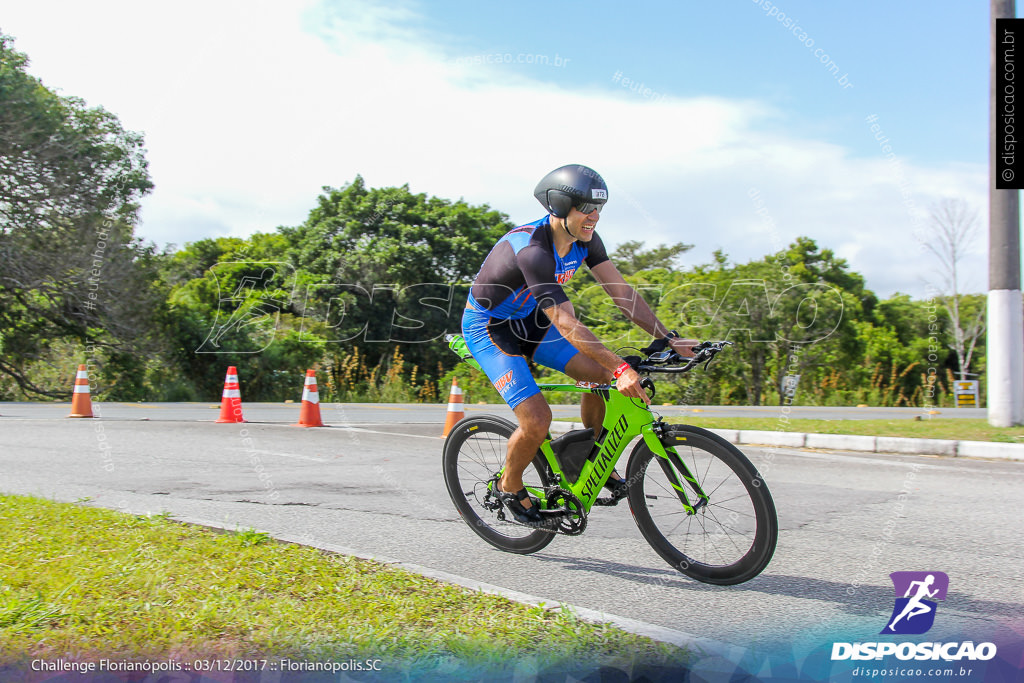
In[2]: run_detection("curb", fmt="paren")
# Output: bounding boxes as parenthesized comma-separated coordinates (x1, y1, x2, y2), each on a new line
(176, 515, 739, 658)
(549, 422, 1024, 461)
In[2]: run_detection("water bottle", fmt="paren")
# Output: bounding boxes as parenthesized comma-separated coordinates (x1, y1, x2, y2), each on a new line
(445, 334, 483, 371)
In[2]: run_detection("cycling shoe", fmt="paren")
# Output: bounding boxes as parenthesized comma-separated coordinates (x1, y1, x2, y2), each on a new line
(603, 475, 629, 502)
(493, 481, 556, 530)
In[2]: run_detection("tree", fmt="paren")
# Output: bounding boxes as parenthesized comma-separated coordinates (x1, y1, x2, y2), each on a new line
(609, 240, 692, 275)
(0, 33, 154, 397)
(923, 199, 985, 380)
(281, 176, 512, 371)
(767, 237, 869, 405)
(665, 239, 868, 406)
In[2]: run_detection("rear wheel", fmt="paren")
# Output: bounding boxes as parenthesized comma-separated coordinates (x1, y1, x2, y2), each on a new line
(442, 415, 556, 554)
(626, 425, 777, 585)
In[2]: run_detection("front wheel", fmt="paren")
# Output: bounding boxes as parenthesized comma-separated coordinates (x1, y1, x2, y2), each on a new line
(442, 415, 556, 554)
(626, 425, 778, 585)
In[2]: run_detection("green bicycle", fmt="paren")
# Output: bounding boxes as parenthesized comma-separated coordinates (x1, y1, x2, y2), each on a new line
(442, 338, 778, 585)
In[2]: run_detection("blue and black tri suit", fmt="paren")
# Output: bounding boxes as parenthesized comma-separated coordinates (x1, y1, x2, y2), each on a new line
(462, 215, 610, 409)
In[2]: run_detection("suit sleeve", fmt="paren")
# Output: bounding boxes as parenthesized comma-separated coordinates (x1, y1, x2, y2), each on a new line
(585, 232, 610, 268)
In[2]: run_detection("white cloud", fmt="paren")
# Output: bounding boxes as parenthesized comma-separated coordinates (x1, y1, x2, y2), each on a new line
(1, 0, 988, 296)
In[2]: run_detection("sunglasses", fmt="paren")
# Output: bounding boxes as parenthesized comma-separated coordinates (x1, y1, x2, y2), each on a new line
(574, 201, 604, 215)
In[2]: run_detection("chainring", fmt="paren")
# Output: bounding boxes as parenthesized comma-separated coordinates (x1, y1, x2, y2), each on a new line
(545, 487, 588, 536)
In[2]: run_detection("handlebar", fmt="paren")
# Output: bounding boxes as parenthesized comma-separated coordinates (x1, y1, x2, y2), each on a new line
(625, 340, 734, 375)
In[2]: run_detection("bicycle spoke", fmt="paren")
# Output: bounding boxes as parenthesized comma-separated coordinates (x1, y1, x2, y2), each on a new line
(633, 431, 776, 580)
(444, 419, 559, 546)
(702, 508, 750, 556)
(707, 493, 755, 507)
(708, 503, 756, 519)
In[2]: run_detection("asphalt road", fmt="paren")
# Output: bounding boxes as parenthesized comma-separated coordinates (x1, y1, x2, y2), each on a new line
(0, 403, 1019, 659)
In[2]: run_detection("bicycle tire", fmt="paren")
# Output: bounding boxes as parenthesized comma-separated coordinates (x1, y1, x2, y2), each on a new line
(626, 424, 777, 585)
(442, 415, 557, 554)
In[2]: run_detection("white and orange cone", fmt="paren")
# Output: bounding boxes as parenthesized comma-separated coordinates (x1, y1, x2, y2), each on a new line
(215, 366, 246, 423)
(68, 364, 93, 418)
(441, 377, 465, 437)
(293, 369, 324, 427)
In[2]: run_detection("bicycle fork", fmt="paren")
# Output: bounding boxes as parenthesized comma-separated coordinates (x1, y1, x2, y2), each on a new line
(642, 427, 709, 515)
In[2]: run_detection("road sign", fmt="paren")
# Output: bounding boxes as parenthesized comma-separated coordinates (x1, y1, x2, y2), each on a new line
(954, 380, 980, 408)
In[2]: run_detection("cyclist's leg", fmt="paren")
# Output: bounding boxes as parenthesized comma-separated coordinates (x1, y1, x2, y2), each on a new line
(533, 323, 626, 485)
(503, 393, 551, 500)
(564, 353, 610, 430)
(532, 319, 608, 385)
(532, 324, 603, 426)
(463, 308, 549, 513)
(462, 307, 542, 406)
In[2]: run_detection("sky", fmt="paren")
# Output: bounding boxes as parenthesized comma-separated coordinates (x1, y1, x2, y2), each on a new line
(0, 0, 1011, 298)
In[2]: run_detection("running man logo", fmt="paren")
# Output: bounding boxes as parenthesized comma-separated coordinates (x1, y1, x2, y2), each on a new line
(493, 370, 515, 394)
(881, 571, 949, 635)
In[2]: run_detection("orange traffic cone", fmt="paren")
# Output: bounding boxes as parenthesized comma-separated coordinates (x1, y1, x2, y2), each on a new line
(68, 364, 93, 418)
(293, 369, 324, 427)
(216, 366, 245, 423)
(441, 377, 465, 437)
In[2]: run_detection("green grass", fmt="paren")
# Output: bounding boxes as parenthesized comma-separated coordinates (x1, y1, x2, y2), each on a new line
(661, 417, 1023, 443)
(0, 494, 687, 677)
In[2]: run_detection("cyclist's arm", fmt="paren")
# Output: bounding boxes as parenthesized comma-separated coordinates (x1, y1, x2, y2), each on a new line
(517, 241, 645, 401)
(589, 260, 698, 356)
(517, 243, 628, 374)
(542, 301, 627, 374)
(541, 301, 649, 403)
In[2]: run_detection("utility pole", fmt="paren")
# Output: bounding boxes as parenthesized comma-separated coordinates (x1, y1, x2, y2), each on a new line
(990, 0, 1024, 426)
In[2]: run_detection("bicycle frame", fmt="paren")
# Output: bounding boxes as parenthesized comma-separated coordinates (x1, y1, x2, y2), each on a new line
(531, 383, 709, 515)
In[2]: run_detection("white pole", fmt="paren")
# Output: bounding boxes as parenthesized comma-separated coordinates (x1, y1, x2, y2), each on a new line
(990, 0, 1024, 426)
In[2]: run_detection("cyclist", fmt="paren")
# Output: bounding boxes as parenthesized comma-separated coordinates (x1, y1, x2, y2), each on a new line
(462, 164, 699, 528)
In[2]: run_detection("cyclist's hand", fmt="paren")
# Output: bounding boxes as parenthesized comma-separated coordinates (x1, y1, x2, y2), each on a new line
(615, 367, 650, 405)
(669, 337, 701, 358)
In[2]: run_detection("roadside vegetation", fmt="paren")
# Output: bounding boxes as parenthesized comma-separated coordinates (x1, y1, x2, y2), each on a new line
(671, 417, 1024, 444)
(0, 494, 688, 678)
(2, 32, 1011, 411)
(568, 416, 1024, 444)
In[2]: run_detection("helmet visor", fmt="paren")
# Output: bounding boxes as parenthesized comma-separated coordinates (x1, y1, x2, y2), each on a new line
(574, 201, 604, 215)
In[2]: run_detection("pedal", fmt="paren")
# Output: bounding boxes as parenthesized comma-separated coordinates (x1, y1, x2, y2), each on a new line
(500, 512, 560, 534)
(593, 496, 620, 507)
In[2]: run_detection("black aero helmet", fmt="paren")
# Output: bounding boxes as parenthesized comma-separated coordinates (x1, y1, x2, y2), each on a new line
(533, 164, 608, 218)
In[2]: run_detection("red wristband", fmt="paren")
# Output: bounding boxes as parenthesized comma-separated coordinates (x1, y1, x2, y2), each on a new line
(612, 362, 630, 379)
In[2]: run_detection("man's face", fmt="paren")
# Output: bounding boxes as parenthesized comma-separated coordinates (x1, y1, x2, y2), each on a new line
(566, 206, 600, 241)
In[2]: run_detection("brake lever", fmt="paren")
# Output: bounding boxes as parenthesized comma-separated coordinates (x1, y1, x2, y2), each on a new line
(701, 347, 727, 371)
